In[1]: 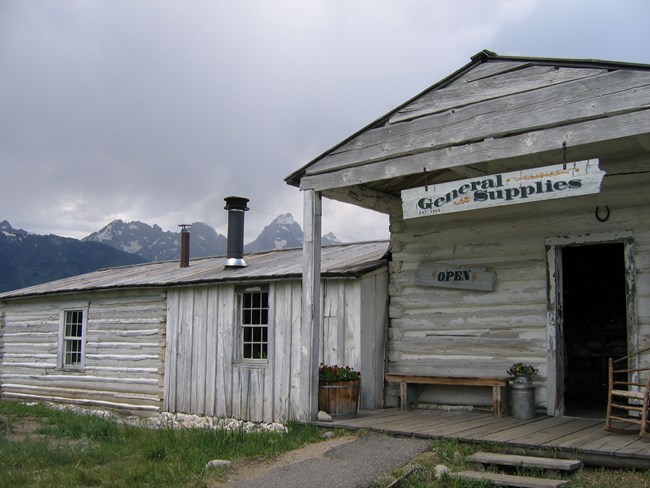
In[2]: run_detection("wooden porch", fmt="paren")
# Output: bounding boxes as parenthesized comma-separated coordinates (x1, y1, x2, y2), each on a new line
(316, 408, 650, 469)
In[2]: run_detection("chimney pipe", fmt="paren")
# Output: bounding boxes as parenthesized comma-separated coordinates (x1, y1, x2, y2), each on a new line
(178, 224, 191, 268)
(224, 196, 249, 268)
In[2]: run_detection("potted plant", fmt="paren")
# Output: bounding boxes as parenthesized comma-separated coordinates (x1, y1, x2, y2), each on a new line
(318, 363, 361, 417)
(506, 362, 537, 419)
(506, 362, 538, 384)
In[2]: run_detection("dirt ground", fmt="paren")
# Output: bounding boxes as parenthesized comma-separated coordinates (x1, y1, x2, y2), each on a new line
(4, 416, 44, 442)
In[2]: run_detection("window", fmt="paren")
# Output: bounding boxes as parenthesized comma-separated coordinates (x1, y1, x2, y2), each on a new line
(61, 309, 86, 369)
(240, 288, 269, 360)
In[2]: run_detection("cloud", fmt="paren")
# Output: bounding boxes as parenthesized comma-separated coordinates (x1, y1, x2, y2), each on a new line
(1, 0, 648, 243)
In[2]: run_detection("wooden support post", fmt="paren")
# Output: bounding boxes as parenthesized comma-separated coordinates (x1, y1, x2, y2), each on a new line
(302, 189, 322, 420)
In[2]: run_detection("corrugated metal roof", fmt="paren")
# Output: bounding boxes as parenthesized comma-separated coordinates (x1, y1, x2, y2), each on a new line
(0, 241, 390, 300)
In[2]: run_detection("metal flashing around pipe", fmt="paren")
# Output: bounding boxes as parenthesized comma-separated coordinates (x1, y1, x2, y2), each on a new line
(224, 196, 249, 268)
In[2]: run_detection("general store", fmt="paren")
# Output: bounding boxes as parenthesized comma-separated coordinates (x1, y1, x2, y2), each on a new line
(287, 50, 650, 417)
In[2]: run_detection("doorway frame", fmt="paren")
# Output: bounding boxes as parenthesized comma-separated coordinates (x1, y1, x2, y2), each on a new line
(545, 231, 637, 416)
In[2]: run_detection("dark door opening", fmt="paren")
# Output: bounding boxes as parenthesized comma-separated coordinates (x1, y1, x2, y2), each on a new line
(562, 243, 627, 417)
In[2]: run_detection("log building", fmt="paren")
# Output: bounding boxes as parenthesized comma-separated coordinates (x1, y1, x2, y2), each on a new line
(287, 50, 650, 417)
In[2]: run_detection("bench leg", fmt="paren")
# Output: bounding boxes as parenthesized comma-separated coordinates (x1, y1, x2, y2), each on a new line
(400, 382, 408, 411)
(493, 386, 502, 417)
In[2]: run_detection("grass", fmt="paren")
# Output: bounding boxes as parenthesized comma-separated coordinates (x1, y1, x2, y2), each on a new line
(5, 402, 650, 487)
(371, 438, 650, 487)
(0, 401, 327, 487)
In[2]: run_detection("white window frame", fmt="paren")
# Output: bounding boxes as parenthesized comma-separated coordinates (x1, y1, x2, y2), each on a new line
(237, 286, 270, 363)
(58, 303, 89, 370)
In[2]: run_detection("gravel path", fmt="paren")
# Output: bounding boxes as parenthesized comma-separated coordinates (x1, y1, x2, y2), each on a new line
(219, 431, 433, 488)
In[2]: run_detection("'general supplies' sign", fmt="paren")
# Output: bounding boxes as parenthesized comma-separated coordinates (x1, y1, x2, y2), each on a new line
(402, 159, 604, 219)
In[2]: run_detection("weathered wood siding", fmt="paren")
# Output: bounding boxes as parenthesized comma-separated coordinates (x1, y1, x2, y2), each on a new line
(165, 270, 388, 422)
(0, 290, 166, 413)
(387, 155, 650, 410)
(303, 62, 650, 186)
(321, 268, 388, 409)
(164, 282, 295, 422)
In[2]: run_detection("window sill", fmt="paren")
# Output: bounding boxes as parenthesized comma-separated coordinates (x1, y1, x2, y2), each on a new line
(56, 366, 85, 372)
(235, 361, 269, 369)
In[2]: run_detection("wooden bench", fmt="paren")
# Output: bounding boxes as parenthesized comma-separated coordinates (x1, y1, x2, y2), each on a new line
(385, 373, 509, 417)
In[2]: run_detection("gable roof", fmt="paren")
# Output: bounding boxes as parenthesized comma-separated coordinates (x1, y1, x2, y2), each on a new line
(286, 50, 650, 214)
(0, 241, 389, 300)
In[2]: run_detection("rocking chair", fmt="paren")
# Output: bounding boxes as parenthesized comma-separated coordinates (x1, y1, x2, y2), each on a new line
(604, 346, 650, 437)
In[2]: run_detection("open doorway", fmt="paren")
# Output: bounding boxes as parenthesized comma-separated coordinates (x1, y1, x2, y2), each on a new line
(561, 243, 627, 417)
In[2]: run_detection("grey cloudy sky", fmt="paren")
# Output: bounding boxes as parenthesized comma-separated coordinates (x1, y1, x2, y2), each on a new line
(2, 0, 649, 243)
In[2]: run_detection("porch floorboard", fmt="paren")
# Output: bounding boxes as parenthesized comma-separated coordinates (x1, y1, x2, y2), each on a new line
(315, 408, 650, 469)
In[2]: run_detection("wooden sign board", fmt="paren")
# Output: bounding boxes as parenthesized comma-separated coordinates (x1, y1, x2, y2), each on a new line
(416, 263, 496, 291)
(402, 159, 604, 219)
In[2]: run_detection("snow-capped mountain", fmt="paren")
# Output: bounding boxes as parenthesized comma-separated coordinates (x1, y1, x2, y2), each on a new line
(84, 220, 179, 261)
(1, 220, 31, 241)
(322, 232, 341, 246)
(244, 213, 304, 253)
(83, 220, 227, 261)
(244, 213, 341, 253)
(85, 215, 340, 260)
(0, 221, 147, 293)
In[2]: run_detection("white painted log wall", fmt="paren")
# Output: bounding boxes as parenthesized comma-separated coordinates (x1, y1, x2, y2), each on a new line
(387, 156, 650, 410)
(165, 270, 388, 422)
(0, 290, 166, 413)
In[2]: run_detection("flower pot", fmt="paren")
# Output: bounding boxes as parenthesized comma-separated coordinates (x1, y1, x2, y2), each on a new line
(318, 380, 360, 417)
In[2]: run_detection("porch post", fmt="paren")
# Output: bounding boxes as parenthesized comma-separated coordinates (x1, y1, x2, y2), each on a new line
(302, 189, 322, 420)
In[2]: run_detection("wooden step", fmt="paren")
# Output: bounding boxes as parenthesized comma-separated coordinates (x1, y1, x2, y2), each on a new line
(454, 470, 569, 488)
(466, 452, 582, 472)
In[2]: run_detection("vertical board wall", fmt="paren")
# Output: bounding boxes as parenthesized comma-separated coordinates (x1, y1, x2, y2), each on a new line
(164, 282, 302, 422)
(165, 270, 388, 422)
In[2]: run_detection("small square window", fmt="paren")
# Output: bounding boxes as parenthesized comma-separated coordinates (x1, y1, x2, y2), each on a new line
(240, 289, 269, 361)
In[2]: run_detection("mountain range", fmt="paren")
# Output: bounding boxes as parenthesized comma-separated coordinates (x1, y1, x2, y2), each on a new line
(84, 213, 339, 259)
(0, 220, 147, 293)
(0, 214, 339, 293)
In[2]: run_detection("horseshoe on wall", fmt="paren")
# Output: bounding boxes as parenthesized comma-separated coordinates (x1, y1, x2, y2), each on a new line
(595, 205, 610, 222)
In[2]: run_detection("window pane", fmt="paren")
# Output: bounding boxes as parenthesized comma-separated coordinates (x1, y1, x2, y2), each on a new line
(65, 310, 83, 338)
(252, 293, 261, 308)
(65, 339, 82, 365)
